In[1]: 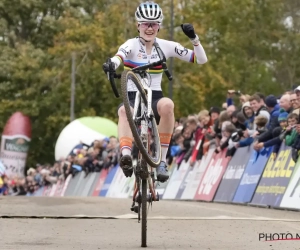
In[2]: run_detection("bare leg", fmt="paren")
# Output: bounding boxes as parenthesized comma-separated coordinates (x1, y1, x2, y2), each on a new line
(118, 106, 134, 177)
(118, 106, 134, 155)
(155, 98, 174, 182)
(157, 97, 175, 162)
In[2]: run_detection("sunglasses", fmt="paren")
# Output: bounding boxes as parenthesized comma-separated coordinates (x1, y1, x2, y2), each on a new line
(139, 22, 160, 30)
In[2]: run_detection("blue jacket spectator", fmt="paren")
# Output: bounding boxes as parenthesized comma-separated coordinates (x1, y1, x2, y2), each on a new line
(264, 95, 280, 131)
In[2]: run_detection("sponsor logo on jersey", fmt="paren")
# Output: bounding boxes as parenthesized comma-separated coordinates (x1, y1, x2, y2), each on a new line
(139, 45, 145, 53)
(175, 44, 188, 56)
(119, 46, 131, 57)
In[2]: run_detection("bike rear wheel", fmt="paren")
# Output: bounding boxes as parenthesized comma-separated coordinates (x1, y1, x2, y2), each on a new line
(121, 70, 161, 168)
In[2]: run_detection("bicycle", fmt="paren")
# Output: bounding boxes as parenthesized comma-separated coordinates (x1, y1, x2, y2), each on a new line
(106, 42, 172, 248)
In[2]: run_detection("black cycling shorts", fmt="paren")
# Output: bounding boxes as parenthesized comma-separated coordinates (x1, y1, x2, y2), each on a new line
(117, 90, 163, 125)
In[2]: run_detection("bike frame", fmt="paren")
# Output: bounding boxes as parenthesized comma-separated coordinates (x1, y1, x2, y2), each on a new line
(131, 76, 157, 211)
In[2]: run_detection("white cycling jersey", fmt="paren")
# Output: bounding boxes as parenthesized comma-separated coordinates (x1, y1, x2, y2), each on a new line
(110, 37, 208, 92)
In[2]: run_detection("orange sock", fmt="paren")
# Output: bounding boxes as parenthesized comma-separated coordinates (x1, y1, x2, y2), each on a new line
(119, 136, 133, 156)
(159, 133, 172, 162)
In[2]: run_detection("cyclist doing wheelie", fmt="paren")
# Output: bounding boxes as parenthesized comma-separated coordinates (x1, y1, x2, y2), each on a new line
(103, 1, 208, 183)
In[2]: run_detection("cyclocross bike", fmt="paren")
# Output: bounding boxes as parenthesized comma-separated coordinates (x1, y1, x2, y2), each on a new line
(106, 42, 172, 248)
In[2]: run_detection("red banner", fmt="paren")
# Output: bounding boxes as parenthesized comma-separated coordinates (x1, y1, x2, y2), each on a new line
(194, 149, 230, 201)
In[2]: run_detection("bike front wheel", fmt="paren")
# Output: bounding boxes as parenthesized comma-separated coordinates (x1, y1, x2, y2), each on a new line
(121, 70, 161, 168)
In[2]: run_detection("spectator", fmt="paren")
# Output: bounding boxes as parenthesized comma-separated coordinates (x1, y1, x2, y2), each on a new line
(279, 94, 292, 113)
(182, 117, 199, 162)
(256, 94, 292, 145)
(227, 105, 236, 117)
(249, 94, 270, 121)
(231, 110, 246, 130)
(254, 115, 269, 136)
(209, 107, 220, 121)
(198, 110, 215, 154)
(284, 113, 299, 147)
(215, 123, 237, 155)
(255, 109, 289, 153)
(241, 102, 255, 129)
(254, 92, 266, 105)
(264, 94, 280, 131)
(290, 93, 300, 117)
(235, 111, 248, 131)
(294, 86, 300, 99)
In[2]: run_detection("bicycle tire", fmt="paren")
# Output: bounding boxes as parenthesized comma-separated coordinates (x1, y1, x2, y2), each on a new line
(121, 70, 161, 168)
(141, 178, 147, 247)
(109, 72, 120, 98)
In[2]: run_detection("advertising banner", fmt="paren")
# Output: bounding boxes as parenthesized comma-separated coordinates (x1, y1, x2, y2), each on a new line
(92, 169, 109, 196)
(175, 163, 195, 199)
(251, 144, 296, 207)
(33, 187, 44, 196)
(162, 160, 190, 200)
(79, 173, 97, 197)
(0, 112, 31, 178)
(280, 158, 300, 210)
(115, 172, 136, 198)
(232, 146, 273, 203)
(106, 167, 127, 198)
(71, 172, 85, 196)
(42, 185, 52, 196)
(54, 180, 65, 196)
(49, 184, 57, 196)
(194, 149, 230, 201)
(99, 165, 119, 197)
(61, 174, 72, 196)
(214, 147, 251, 202)
(88, 172, 101, 196)
(180, 147, 215, 200)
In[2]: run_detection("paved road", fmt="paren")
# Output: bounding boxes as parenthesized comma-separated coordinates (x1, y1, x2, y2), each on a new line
(1, 197, 300, 250)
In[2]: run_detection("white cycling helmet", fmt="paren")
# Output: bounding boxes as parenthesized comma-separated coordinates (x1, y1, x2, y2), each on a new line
(135, 1, 164, 23)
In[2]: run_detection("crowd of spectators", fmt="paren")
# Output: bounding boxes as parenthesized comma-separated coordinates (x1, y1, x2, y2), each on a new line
(2, 86, 300, 196)
(167, 86, 300, 169)
(0, 136, 119, 196)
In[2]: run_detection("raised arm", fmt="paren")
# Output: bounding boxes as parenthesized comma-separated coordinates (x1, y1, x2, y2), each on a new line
(166, 23, 207, 64)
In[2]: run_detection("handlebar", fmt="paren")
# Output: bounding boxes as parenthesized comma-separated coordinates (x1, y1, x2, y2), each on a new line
(107, 41, 172, 98)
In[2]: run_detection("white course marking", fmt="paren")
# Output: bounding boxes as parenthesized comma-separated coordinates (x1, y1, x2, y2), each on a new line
(70, 214, 300, 222)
